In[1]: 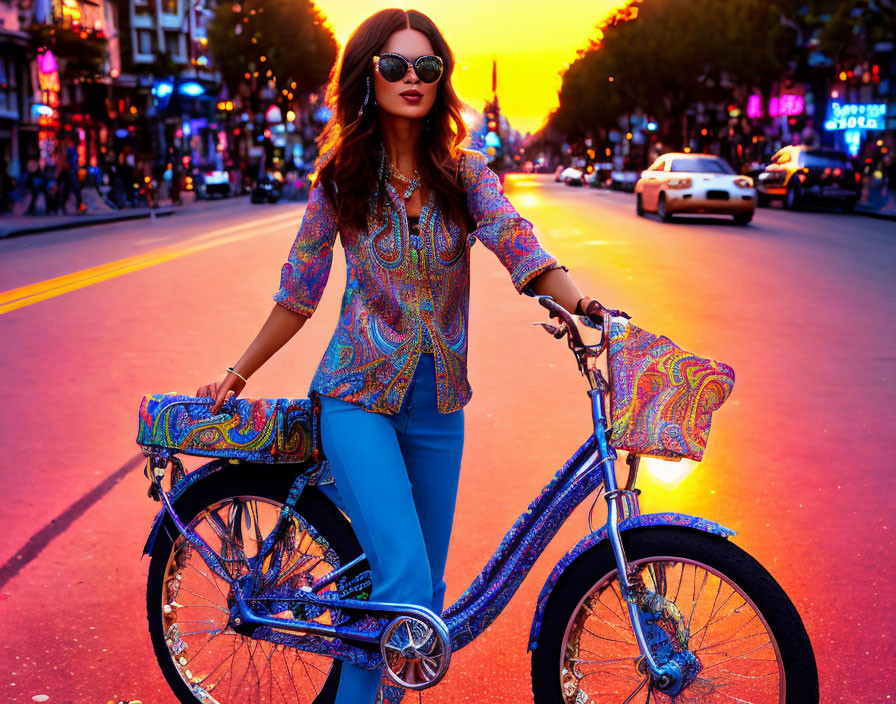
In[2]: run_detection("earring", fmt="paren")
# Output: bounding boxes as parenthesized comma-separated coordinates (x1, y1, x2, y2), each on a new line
(358, 76, 371, 118)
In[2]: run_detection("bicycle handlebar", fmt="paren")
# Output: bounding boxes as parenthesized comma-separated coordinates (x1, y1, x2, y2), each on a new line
(537, 295, 589, 349)
(535, 296, 630, 361)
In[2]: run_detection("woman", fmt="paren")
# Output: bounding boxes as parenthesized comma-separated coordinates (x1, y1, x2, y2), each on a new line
(198, 9, 604, 702)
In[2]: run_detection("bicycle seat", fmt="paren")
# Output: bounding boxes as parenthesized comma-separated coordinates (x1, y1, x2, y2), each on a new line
(137, 393, 323, 464)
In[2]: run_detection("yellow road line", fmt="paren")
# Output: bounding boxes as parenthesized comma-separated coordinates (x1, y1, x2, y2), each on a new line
(0, 211, 300, 315)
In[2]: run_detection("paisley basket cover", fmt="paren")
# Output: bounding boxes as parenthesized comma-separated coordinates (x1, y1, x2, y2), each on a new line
(607, 320, 735, 461)
(137, 393, 319, 464)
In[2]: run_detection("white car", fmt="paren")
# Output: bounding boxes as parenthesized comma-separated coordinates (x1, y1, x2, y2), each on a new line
(560, 167, 585, 186)
(196, 169, 233, 199)
(635, 153, 756, 224)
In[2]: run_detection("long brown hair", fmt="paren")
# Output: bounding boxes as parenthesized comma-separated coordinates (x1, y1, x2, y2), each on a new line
(315, 9, 475, 235)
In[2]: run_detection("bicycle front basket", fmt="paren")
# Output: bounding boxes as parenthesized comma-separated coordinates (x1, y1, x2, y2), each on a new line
(606, 319, 735, 461)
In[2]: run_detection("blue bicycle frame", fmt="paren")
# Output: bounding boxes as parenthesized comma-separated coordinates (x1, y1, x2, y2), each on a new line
(142, 301, 735, 696)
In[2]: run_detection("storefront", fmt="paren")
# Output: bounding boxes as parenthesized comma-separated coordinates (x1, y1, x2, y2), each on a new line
(0, 27, 36, 180)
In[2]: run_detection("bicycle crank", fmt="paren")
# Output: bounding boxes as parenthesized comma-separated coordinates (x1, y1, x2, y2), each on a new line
(380, 615, 452, 690)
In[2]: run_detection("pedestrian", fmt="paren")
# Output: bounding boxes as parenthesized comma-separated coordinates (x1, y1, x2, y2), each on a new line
(23, 158, 44, 215)
(195, 9, 606, 703)
(170, 162, 182, 206)
(55, 144, 83, 215)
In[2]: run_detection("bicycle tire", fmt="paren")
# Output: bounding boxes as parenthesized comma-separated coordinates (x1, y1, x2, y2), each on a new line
(531, 526, 817, 703)
(146, 463, 363, 704)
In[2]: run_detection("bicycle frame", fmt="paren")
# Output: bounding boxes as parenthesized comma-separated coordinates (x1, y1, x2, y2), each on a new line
(142, 302, 732, 690)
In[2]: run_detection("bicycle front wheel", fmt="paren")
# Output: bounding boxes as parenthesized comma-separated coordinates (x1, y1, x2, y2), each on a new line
(146, 463, 362, 704)
(531, 526, 818, 703)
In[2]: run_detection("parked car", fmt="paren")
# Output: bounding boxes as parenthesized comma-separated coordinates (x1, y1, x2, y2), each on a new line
(560, 167, 586, 186)
(756, 146, 859, 211)
(584, 168, 600, 187)
(193, 169, 233, 199)
(634, 153, 756, 225)
(250, 175, 284, 204)
(609, 171, 640, 192)
(588, 162, 614, 188)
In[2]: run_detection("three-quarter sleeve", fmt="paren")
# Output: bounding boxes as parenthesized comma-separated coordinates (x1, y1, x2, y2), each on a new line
(273, 178, 339, 318)
(462, 149, 566, 297)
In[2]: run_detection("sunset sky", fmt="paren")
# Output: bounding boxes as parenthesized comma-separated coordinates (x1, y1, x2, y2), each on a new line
(315, 1, 630, 136)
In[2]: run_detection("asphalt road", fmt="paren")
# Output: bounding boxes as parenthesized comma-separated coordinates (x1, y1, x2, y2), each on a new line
(0, 178, 893, 703)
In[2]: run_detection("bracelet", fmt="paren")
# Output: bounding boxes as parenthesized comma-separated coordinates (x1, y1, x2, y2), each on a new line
(226, 367, 248, 383)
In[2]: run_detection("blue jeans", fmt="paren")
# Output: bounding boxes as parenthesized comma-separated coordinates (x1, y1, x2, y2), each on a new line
(317, 352, 465, 704)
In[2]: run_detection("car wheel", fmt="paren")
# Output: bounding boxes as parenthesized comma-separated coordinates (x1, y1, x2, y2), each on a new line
(636, 193, 645, 216)
(785, 183, 802, 210)
(657, 193, 673, 222)
(733, 212, 753, 225)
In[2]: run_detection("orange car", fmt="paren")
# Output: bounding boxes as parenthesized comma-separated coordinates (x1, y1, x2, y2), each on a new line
(635, 153, 756, 225)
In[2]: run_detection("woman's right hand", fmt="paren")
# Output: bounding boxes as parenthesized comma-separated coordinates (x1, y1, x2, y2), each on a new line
(197, 371, 246, 414)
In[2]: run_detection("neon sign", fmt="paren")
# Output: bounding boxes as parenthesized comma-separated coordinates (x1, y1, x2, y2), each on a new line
(747, 94, 762, 119)
(769, 94, 804, 117)
(824, 102, 887, 131)
(37, 50, 60, 92)
(746, 93, 804, 119)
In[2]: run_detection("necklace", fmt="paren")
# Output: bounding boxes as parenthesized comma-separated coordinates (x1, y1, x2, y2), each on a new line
(390, 164, 421, 199)
(379, 146, 421, 200)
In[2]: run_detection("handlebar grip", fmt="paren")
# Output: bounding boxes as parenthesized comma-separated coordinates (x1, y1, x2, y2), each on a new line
(537, 295, 566, 320)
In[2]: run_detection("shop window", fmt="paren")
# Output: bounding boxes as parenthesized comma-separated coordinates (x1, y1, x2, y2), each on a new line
(165, 31, 185, 59)
(0, 56, 12, 113)
(162, 0, 179, 15)
(134, 0, 156, 16)
(138, 29, 154, 55)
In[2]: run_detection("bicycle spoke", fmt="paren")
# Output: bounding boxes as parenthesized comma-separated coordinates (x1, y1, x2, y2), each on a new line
(582, 601, 636, 641)
(562, 558, 784, 704)
(620, 676, 648, 704)
(569, 655, 636, 666)
(701, 643, 779, 669)
(185, 560, 229, 600)
(280, 646, 308, 700)
(159, 495, 340, 703)
(689, 597, 753, 643)
(695, 574, 724, 650)
(248, 499, 265, 554)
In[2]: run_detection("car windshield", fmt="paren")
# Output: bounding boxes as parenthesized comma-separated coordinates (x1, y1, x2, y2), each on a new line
(669, 157, 734, 174)
(800, 150, 852, 169)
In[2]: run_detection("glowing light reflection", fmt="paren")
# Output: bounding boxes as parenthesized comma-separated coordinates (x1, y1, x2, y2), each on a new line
(641, 456, 699, 490)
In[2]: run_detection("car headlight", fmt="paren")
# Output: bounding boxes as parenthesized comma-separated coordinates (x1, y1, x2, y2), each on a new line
(734, 176, 753, 188)
(667, 177, 692, 189)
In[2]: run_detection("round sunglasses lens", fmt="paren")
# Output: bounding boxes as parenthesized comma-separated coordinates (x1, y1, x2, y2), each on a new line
(415, 56, 442, 82)
(378, 56, 408, 82)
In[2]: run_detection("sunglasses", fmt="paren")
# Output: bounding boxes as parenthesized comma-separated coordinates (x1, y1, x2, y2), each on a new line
(373, 53, 444, 83)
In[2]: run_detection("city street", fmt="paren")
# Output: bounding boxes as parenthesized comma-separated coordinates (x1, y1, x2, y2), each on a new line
(0, 176, 893, 702)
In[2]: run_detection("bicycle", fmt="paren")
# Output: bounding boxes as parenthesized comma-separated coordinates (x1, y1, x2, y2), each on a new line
(137, 296, 818, 703)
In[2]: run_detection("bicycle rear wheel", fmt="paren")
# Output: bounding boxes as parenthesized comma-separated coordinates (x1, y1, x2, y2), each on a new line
(531, 526, 818, 703)
(146, 463, 362, 704)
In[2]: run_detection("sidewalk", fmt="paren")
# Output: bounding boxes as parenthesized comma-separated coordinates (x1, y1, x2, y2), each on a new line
(0, 206, 178, 238)
(855, 203, 896, 220)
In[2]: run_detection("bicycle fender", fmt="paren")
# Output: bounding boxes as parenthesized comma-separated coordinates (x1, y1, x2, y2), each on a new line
(141, 459, 232, 557)
(142, 508, 166, 557)
(527, 512, 736, 651)
(141, 458, 332, 557)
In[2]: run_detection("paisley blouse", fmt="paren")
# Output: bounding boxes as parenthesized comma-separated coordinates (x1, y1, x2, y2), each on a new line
(274, 147, 567, 414)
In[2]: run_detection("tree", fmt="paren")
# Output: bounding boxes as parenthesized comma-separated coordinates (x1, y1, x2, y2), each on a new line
(548, 0, 799, 144)
(207, 0, 338, 99)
